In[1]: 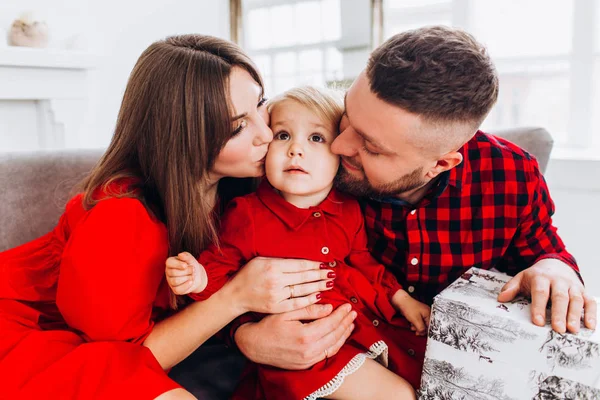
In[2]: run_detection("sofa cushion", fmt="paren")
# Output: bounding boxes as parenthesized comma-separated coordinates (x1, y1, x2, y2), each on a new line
(0, 149, 103, 251)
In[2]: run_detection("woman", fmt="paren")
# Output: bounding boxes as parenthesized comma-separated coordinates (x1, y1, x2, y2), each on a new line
(0, 35, 339, 399)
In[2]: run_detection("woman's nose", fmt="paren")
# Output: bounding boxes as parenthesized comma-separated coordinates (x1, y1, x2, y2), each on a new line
(254, 117, 273, 146)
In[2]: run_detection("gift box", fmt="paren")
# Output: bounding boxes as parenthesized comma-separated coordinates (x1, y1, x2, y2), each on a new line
(419, 268, 600, 399)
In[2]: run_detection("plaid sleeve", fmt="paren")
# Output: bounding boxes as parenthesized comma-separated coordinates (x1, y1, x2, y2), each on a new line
(499, 159, 580, 280)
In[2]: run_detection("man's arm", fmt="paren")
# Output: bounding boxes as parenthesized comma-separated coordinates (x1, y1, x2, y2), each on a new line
(497, 160, 596, 333)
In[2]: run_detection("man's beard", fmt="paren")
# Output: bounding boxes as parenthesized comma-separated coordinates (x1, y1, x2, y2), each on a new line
(334, 161, 426, 200)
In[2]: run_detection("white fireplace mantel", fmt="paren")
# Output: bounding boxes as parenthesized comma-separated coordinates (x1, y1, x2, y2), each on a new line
(0, 47, 97, 151)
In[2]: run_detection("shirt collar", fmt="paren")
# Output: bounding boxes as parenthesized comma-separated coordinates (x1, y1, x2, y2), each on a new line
(447, 132, 475, 190)
(257, 180, 344, 230)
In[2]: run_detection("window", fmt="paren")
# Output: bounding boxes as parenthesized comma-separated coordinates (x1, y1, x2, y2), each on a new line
(383, 0, 451, 38)
(241, 0, 344, 96)
(382, 0, 599, 151)
(235, 1, 599, 152)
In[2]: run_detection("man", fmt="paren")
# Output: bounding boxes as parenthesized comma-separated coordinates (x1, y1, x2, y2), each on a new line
(233, 24, 595, 378)
(172, 26, 597, 395)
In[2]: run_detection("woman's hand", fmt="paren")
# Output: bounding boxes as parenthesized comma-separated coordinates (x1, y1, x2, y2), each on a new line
(165, 252, 208, 295)
(225, 257, 335, 314)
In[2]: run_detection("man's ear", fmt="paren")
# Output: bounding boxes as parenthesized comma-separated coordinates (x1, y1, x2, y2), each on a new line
(425, 151, 463, 179)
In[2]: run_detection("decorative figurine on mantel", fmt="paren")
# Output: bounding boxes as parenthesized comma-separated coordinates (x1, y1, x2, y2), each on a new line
(7, 12, 49, 48)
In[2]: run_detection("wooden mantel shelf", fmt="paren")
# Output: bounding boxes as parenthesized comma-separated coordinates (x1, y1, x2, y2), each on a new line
(0, 46, 97, 69)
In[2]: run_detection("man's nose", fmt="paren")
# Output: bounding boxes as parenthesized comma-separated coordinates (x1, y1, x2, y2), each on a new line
(331, 126, 360, 157)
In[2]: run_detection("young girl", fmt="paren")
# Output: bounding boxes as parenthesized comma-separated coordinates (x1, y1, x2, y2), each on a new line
(166, 86, 430, 399)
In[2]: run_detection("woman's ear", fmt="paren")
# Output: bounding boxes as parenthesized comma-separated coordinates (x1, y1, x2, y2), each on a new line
(425, 151, 463, 179)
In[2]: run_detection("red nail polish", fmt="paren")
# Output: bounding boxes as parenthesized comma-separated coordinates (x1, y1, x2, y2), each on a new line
(320, 263, 328, 269)
(327, 272, 336, 278)
(316, 293, 322, 299)
(327, 281, 334, 288)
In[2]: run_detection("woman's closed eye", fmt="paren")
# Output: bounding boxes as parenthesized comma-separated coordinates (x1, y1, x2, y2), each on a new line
(231, 119, 248, 137)
(231, 97, 267, 137)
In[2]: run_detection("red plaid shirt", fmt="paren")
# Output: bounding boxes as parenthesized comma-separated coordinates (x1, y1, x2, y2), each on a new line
(361, 130, 579, 305)
(227, 130, 578, 345)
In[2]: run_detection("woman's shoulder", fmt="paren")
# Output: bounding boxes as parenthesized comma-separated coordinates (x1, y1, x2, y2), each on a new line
(63, 194, 168, 267)
(65, 181, 165, 240)
(84, 197, 164, 233)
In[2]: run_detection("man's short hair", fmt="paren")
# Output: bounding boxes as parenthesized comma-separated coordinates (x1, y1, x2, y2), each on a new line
(366, 25, 499, 127)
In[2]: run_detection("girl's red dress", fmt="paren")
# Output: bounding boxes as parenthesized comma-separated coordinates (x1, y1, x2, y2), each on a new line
(0, 184, 180, 399)
(193, 181, 426, 400)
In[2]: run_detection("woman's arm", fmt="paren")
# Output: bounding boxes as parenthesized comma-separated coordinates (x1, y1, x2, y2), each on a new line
(143, 277, 244, 370)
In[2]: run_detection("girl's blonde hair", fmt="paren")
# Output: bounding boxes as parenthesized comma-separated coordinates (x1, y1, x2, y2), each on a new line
(267, 86, 344, 132)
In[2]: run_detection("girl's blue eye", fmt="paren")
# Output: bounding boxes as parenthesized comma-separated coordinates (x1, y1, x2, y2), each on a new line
(275, 131, 290, 140)
(310, 134, 325, 143)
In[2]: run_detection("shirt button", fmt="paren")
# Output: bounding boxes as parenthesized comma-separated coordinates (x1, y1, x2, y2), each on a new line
(407, 286, 415, 293)
(328, 261, 337, 267)
(321, 247, 330, 255)
(372, 319, 380, 327)
(313, 212, 321, 218)
(410, 257, 419, 265)
(410, 209, 416, 215)
(407, 348, 415, 356)
(350, 297, 358, 304)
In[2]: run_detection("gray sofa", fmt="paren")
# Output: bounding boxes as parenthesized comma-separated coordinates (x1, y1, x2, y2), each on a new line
(0, 127, 553, 398)
(0, 127, 553, 253)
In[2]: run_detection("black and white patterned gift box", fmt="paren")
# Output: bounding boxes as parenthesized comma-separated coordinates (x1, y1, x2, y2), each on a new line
(419, 268, 600, 400)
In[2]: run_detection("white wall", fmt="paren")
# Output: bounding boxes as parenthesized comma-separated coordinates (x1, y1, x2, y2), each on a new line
(1, 0, 230, 148)
(545, 158, 600, 297)
(83, 0, 230, 148)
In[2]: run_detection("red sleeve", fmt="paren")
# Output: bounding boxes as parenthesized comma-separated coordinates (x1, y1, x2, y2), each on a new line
(497, 160, 581, 281)
(190, 197, 256, 301)
(56, 197, 169, 344)
(346, 201, 403, 322)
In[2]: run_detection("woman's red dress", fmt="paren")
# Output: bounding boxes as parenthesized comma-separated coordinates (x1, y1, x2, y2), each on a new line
(0, 190, 180, 399)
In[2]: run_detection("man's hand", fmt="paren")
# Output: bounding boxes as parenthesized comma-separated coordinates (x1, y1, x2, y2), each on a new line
(234, 303, 357, 370)
(497, 258, 597, 333)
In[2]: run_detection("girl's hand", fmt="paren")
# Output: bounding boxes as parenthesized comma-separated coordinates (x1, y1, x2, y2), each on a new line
(165, 252, 208, 295)
(392, 289, 431, 336)
(225, 257, 336, 314)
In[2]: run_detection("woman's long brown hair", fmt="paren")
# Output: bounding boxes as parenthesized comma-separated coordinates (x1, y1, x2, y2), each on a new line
(80, 35, 262, 306)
